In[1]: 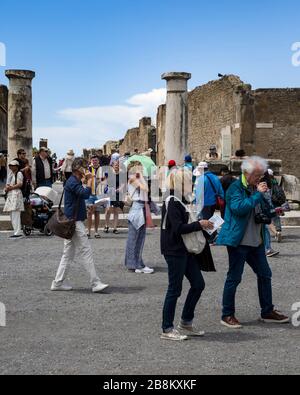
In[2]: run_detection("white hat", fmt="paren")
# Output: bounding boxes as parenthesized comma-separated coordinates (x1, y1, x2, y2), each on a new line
(268, 169, 274, 176)
(67, 149, 75, 156)
(193, 162, 208, 177)
(111, 153, 120, 160)
(199, 161, 209, 169)
(9, 160, 20, 167)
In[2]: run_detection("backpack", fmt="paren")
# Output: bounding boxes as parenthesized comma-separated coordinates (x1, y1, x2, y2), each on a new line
(271, 183, 286, 207)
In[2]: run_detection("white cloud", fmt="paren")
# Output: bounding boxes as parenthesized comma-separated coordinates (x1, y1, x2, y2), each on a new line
(34, 88, 166, 158)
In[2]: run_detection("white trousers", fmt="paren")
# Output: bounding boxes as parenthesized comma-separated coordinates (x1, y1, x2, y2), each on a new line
(10, 211, 22, 236)
(54, 221, 101, 288)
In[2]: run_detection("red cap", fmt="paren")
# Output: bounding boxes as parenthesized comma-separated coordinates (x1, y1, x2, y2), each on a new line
(168, 160, 176, 167)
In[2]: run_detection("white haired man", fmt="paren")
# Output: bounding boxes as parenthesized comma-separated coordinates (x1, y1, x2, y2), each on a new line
(217, 156, 289, 329)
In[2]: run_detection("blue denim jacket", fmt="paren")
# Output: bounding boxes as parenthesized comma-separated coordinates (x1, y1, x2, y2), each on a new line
(64, 175, 91, 222)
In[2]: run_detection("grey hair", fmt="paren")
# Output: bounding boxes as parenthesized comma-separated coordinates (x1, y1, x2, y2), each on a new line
(241, 156, 268, 174)
(72, 157, 86, 172)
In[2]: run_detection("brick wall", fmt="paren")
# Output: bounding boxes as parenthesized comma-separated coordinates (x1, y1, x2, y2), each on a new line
(118, 117, 156, 156)
(188, 75, 248, 164)
(0, 85, 8, 152)
(156, 105, 166, 165)
(253, 88, 300, 177)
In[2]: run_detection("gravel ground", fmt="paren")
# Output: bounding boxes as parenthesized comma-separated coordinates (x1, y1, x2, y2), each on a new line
(0, 228, 299, 375)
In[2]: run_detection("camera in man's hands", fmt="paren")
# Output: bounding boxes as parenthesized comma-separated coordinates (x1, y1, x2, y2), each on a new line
(254, 213, 272, 225)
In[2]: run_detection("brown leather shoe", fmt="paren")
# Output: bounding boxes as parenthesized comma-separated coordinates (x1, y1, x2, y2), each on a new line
(261, 310, 290, 324)
(221, 316, 243, 329)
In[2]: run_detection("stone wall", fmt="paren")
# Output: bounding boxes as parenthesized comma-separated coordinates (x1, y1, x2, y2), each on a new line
(0, 84, 8, 152)
(118, 117, 156, 156)
(253, 88, 300, 177)
(187, 75, 250, 165)
(103, 141, 119, 156)
(156, 105, 166, 165)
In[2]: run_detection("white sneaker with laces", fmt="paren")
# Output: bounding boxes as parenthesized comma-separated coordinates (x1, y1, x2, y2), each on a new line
(161, 329, 188, 342)
(51, 281, 73, 292)
(135, 267, 154, 274)
(92, 283, 109, 293)
(178, 324, 205, 337)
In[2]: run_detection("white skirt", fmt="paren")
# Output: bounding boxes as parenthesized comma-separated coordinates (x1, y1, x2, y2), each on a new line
(3, 190, 24, 213)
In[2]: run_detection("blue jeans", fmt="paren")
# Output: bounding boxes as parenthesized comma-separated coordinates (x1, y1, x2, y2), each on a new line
(222, 245, 274, 319)
(273, 216, 282, 232)
(163, 254, 205, 332)
(265, 226, 271, 251)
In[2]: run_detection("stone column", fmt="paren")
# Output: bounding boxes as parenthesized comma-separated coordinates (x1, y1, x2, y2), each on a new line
(162, 72, 191, 165)
(5, 70, 35, 163)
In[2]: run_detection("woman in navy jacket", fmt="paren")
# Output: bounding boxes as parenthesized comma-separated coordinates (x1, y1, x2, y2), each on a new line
(160, 168, 215, 342)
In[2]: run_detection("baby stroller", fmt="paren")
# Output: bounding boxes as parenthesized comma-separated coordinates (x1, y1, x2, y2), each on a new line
(22, 187, 58, 237)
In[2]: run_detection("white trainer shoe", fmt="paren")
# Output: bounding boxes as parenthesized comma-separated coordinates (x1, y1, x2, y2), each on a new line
(51, 281, 73, 292)
(92, 283, 109, 293)
(135, 267, 154, 274)
(178, 324, 205, 337)
(161, 329, 188, 342)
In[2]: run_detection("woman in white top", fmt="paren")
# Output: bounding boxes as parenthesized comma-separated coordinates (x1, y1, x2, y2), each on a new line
(4, 160, 25, 239)
(125, 161, 154, 274)
(61, 150, 75, 182)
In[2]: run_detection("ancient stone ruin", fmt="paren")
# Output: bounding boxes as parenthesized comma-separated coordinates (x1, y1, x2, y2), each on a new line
(98, 73, 300, 179)
(0, 70, 35, 163)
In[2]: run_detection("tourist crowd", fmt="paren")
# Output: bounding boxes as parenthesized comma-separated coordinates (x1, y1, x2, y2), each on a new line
(0, 146, 291, 340)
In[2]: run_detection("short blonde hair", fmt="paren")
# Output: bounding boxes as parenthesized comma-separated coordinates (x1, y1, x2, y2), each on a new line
(167, 168, 193, 196)
(127, 161, 142, 172)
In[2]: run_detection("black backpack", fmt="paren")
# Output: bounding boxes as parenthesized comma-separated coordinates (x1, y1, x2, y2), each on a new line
(271, 183, 286, 207)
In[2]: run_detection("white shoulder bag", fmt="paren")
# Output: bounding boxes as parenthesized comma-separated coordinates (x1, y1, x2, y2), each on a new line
(162, 196, 206, 255)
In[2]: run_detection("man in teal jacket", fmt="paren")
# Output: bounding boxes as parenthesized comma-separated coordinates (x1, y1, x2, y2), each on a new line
(217, 156, 289, 328)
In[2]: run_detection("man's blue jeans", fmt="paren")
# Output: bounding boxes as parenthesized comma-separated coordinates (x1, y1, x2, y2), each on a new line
(222, 245, 274, 319)
(163, 254, 205, 332)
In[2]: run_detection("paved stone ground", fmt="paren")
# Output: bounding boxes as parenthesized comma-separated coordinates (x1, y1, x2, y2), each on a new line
(0, 229, 299, 375)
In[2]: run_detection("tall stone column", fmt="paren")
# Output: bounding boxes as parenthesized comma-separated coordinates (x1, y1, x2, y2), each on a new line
(5, 70, 35, 163)
(162, 72, 191, 165)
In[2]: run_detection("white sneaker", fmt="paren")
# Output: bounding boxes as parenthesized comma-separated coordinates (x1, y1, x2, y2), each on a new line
(92, 283, 109, 293)
(51, 281, 73, 292)
(178, 324, 205, 337)
(161, 329, 188, 342)
(9, 235, 24, 240)
(135, 267, 154, 274)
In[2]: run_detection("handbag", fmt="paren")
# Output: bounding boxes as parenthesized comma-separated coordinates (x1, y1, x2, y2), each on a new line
(162, 196, 206, 255)
(47, 190, 80, 240)
(124, 186, 138, 208)
(206, 175, 225, 211)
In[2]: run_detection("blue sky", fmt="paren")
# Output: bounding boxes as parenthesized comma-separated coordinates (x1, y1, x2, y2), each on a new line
(0, 0, 299, 157)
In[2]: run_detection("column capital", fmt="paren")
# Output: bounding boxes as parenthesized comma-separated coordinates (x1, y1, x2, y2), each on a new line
(5, 70, 35, 81)
(162, 72, 191, 81)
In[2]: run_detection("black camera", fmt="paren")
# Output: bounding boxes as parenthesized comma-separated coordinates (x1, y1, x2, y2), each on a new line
(255, 213, 272, 225)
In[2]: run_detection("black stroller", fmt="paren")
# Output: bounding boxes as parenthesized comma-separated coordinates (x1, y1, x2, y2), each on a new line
(22, 187, 58, 237)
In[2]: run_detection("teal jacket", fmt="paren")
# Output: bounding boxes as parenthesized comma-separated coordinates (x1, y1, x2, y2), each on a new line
(217, 176, 265, 248)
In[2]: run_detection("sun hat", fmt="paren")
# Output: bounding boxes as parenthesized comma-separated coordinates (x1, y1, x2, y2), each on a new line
(9, 160, 20, 167)
(193, 162, 208, 177)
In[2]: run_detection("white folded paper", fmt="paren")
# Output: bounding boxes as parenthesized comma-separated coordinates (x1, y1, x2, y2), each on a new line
(206, 214, 225, 235)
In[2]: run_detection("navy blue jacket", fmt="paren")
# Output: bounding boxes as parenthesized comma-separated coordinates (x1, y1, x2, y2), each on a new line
(64, 175, 91, 222)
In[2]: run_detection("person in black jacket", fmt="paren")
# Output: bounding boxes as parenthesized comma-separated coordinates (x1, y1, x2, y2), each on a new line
(161, 168, 215, 342)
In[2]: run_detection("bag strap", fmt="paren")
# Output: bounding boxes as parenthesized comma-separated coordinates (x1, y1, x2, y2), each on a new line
(206, 174, 219, 198)
(59, 189, 65, 210)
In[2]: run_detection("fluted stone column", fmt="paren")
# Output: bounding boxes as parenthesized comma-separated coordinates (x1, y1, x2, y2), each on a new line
(162, 72, 191, 165)
(5, 70, 35, 163)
